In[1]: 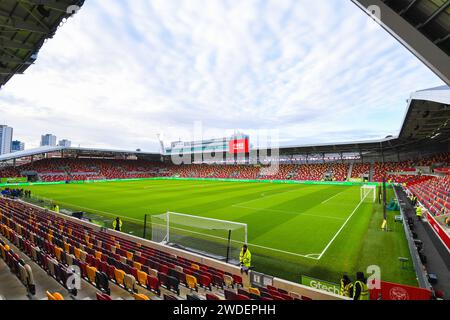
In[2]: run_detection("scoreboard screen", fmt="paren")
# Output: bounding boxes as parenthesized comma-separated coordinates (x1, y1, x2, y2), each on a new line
(229, 138, 249, 154)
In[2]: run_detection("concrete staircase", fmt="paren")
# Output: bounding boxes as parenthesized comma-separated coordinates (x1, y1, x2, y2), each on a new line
(347, 162, 354, 181)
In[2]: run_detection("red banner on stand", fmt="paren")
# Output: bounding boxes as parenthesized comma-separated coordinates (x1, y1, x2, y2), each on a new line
(427, 213, 450, 251)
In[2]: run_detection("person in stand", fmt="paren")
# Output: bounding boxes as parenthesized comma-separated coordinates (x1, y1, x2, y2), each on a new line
(353, 272, 369, 300)
(340, 274, 353, 298)
(239, 244, 252, 274)
(112, 217, 123, 232)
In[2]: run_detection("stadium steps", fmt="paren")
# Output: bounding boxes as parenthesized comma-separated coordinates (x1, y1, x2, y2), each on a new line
(347, 162, 354, 181)
(396, 187, 450, 299)
(369, 162, 375, 181)
(0, 255, 29, 300)
(0, 237, 96, 300)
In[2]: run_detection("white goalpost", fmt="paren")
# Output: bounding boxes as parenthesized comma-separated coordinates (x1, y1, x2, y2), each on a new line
(360, 185, 377, 202)
(151, 211, 248, 264)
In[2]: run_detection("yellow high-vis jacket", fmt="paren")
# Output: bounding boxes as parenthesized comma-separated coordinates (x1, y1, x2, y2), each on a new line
(239, 248, 251, 267)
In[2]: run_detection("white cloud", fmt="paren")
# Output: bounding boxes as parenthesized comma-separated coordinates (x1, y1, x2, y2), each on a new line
(0, 0, 444, 150)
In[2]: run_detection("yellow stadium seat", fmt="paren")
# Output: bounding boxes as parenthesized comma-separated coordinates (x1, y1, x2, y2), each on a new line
(191, 263, 200, 270)
(249, 287, 260, 296)
(126, 251, 133, 260)
(134, 293, 150, 300)
(73, 247, 81, 260)
(114, 268, 125, 286)
(133, 261, 142, 270)
(95, 250, 102, 260)
(87, 266, 98, 284)
(54, 247, 63, 262)
(46, 291, 56, 300)
(186, 274, 198, 291)
(137, 270, 148, 287)
(64, 242, 71, 254)
(53, 292, 64, 300)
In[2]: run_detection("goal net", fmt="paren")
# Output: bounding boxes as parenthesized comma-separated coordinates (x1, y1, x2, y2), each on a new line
(151, 212, 247, 265)
(360, 185, 377, 202)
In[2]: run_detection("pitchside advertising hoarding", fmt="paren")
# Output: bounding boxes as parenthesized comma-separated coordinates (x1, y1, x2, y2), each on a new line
(0, 177, 27, 184)
(229, 138, 249, 154)
(301, 275, 432, 300)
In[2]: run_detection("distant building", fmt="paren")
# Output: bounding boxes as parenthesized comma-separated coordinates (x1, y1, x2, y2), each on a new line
(41, 134, 57, 147)
(11, 140, 25, 152)
(58, 139, 72, 147)
(0, 125, 13, 155)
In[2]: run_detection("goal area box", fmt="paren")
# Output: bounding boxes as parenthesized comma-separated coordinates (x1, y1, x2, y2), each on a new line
(151, 212, 247, 265)
(360, 185, 377, 202)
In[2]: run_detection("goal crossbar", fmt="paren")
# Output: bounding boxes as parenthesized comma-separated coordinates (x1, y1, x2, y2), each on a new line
(151, 211, 248, 264)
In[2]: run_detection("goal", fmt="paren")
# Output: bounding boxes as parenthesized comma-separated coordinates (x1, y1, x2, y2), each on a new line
(151, 212, 248, 264)
(360, 185, 377, 202)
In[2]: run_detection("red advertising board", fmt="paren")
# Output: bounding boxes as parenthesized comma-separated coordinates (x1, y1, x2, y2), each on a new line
(229, 139, 249, 154)
(427, 213, 450, 252)
(370, 281, 432, 300)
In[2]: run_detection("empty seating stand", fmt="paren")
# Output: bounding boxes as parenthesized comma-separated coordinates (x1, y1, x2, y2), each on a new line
(0, 196, 310, 301)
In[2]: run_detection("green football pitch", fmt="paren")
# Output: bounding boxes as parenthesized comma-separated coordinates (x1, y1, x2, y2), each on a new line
(24, 179, 418, 286)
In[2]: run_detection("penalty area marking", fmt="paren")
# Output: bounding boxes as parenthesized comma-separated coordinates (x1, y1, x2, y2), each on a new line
(232, 204, 346, 221)
(317, 194, 369, 260)
(321, 190, 347, 204)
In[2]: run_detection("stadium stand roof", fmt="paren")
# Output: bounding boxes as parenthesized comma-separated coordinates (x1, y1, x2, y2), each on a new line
(0, 86, 447, 163)
(278, 85, 450, 156)
(398, 85, 450, 142)
(0, 0, 85, 88)
(352, 0, 450, 85)
(0, 146, 161, 162)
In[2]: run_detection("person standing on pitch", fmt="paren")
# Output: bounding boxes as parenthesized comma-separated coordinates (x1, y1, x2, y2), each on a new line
(112, 217, 123, 232)
(239, 244, 252, 274)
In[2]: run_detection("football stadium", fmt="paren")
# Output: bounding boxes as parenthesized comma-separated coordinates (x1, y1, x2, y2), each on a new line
(0, 0, 449, 307)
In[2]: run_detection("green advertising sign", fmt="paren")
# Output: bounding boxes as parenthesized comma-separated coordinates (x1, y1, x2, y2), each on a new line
(0, 177, 28, 184)
(301, 275, 341, 295)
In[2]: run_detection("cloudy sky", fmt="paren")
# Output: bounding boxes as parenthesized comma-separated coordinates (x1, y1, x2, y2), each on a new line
(0, 0, 444, 151)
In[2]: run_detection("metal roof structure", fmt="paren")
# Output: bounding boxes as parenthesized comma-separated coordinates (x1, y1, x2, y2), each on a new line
(0, 86, 448, 163)
(398, 85, 450, 142)
(0, 146, 161, 162)
(0, 0, 85, 88)
(277, 85, 450, 156)
(352, 0, 450, 85)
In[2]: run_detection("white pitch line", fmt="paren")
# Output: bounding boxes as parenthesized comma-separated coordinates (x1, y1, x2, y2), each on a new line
(232, 204, 346, 221)
(232, 187, 304, 207)
(317, 194, 369, 260)
(143, 183, 211, 190)
(321, 190, 347, 204)
(33, 197, 321, 261)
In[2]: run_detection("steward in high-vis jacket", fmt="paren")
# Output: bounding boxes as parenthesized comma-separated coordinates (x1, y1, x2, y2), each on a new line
(340, 275, 354, 298)
(112, 217, 123, 232)
(239, 244, 252, 274)
(416, 206, 423, 221)
(353, 272, 369, 300)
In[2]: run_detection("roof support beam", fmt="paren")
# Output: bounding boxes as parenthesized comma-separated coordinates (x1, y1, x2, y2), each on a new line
(352, 0, 450, 85)
(416, 0, 450, 30)
(0, 55, 32, 64)
(399, 0, 419, 16)
(0, 15, 48, 34)
(19, 0, 76, 13)
(0, 38, 34, 50)
(0, 67, 23, 75)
